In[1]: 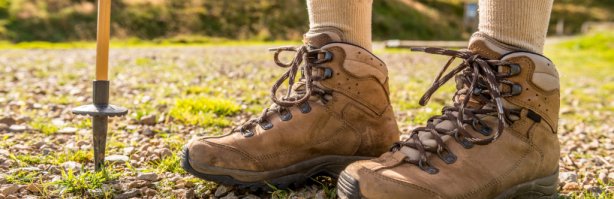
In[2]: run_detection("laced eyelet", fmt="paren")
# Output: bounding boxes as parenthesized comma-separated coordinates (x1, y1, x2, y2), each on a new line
(499, 64, 521, 76)
(472, 119, 492, 136)
(418, 160, 439, 174)
(259, 120, 273, 130)
(280, 110, 292, 121)
(242, 129, 254, 137)
(307, 50, 333, 64)
(299, 102, 311, 113)
(437, 148, 457, 164)
(323, 68, 333, 79)
(500, 82, 523, 96)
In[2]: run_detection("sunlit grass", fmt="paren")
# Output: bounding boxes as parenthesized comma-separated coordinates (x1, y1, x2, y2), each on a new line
(169, 97, 241, 127)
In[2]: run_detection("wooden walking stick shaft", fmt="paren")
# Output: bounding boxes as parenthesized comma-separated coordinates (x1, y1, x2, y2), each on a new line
(96, 0, 111, 81)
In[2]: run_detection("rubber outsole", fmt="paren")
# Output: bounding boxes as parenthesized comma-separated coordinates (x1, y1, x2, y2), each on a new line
(181, 147, 371, 191)
(337, 170, 559, 199)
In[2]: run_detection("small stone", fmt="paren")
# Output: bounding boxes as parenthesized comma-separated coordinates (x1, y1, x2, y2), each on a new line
(156, 148, 173, 158)
(126, 180, 150, 189)
(563, 182, 581, 191)
(608, 173, 614, 183)
(0, 185, 20, 195)
(0, 117, 16, 126)
(140, 115, 157, 125)
(242, 194, 261, 199)
(559, 172, 578, 183)
(25, 184, 42, 193)
(0, 124, 8, 131)
(315, 190, 326, 199)
(140, 187, 157, 196)
(15, 116, 31, 124)
(61, 161, 82, 171)
(598, 171, 609, 184)
(48, 166, 61, 174)
(142, 128, 154, 136)
(32, 141, 45, 149)
(88, 188, 104, 198)
(221, 192, 238, 199)
(587, 186, 602, 195)
(114, 189, 140, 199)
(57, 127, 77, 134)
(123, 147, 135, 155)
(106, 155, 129, 163)
(13, 144, 30, 150)
(214, 185, 232, 197)
(137, 172, 159, 181)
(8, 125, 26, 133)
(6, 195, 17, 199)
(76, 140, 89, 146)
(183, 189, 195, 199)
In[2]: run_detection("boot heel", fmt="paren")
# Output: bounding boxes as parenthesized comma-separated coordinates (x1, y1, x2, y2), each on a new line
(495, 171, 559, 199)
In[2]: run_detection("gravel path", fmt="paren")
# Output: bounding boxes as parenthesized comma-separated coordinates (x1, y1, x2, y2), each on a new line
(0, 44, 612, 198)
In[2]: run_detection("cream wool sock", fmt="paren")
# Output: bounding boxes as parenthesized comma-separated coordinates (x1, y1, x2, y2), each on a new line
(478, 0, 553, 53)
(306, 0, 373, 51)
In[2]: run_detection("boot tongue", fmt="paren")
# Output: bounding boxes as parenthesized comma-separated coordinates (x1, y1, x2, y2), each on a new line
(303, 31, 342, 48)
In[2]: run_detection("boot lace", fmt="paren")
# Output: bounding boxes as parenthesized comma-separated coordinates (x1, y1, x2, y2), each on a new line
(233, 45, 334, 137)
(391, 47, 522, 174)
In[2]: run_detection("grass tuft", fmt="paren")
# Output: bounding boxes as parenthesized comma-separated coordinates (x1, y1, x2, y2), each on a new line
(169, 97, 241, 127)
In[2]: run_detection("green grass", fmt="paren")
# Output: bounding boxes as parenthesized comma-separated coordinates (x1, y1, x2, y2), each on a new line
(54, 168, 119, 197)
(29, 118, 59, 135)
(169, 97, 241, 127)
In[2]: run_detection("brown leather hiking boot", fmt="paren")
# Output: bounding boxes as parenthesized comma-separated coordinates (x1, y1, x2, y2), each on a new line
(337, 33, 561, 199)
(182, 32, 400, 190)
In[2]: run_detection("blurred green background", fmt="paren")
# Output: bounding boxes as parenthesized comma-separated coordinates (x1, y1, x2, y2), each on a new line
(0, 0, 612, 42)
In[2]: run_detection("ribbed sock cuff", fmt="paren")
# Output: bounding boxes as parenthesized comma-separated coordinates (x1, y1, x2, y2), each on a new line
(478, 0, 553, 53)
(307, 0, 373, 51)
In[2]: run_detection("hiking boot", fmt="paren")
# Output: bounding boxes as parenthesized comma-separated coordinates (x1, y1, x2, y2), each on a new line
(182, 32, 400, 190)
(337, 32, 561, 199)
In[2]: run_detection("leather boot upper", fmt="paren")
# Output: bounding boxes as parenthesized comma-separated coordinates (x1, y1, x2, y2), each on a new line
(186, 33, 400, 178)
(343, 33, 561, 199)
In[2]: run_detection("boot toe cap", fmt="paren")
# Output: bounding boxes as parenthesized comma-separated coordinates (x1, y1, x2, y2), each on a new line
(184, 139, 260, 172)
(340, 157, 443, 199)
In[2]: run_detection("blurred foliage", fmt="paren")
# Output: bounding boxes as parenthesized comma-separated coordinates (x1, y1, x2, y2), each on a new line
(0, 0, 611, 42)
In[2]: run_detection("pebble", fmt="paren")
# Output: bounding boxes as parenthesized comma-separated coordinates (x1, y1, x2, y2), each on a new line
(57, 127, 77, 134)
(140, 187, 157, 196)
(137, 172, 159, 181)
(598, 171, 609, 184)
(0, 185, 20, 195)
(315, 190, 327, 199)
(123, 147, 135, 155)
(15, 116, 31, 124)
(142, 128, 154, 136)
(0, 124, 8, 131)
(60, 161, 82, 171)
(140, 115, 157, 125)
(221, 192, 238, 199)
(114, 189, 140, 199)
(242, 194, 261, 199)
(559, 172, 578, 183)
(126, 180, 150, 189)
(25, 184, 41, 193)
(0, 117, 16, 126)
(156, 148, 173, 158)
(106, 155, 129, 163)
(8, 125, 26, 133)
(215, 185, 232, 197)
(563, 182, 581, 191)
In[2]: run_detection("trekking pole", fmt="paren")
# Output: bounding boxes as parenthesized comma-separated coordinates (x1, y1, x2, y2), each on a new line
(72, 0, 127, 171)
